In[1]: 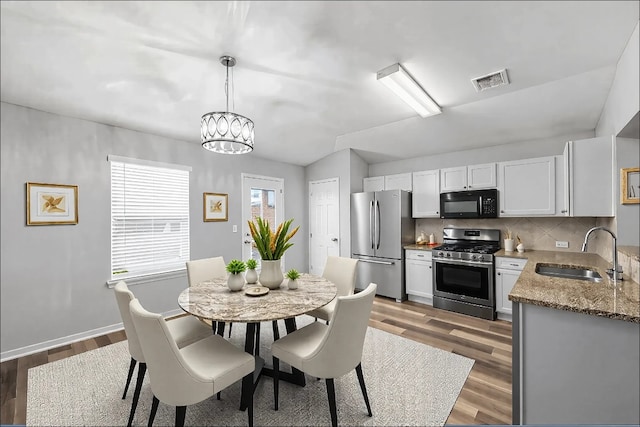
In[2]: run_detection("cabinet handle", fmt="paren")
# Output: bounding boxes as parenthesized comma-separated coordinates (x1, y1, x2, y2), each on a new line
(501, 210, 505, 213)
(468, 185, 472, 188)
(561, 210, 567, 213)
(429, 266, 432, 269)
(509, 263, 519, 267)
(497, 272, 501, 275)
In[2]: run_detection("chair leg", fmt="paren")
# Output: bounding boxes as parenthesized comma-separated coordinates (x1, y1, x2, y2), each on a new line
(325, 378, 338, 427)
(273, 356, 280, 411)
(228, 322, 233, 338)
(127, 362, 147, 427)
(272, 320, 280, 340)
(355, 363, 373, 416)
(211, 321, 217, 334)
(175, 406, 186, 427)
(148, 395, 159, 427)
(255, 323, 261, 357)
(217, 322, 226, 337)
(122, 357, 137, 399)
(243, 373, 254, 427)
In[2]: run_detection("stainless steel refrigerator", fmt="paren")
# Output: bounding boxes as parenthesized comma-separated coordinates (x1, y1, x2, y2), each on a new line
(351, 190, 415, 301)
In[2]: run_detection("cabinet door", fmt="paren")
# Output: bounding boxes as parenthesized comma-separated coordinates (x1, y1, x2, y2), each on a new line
(467, 163, 496, 189)
(384, 173, 412, 191)
(567, 137, 614, 217)
(412, 170, 440, 217)
(499, 156, 556, 216)
(405, 252, 433, 299)
(440, 166, 467, 191)
(363, 176, 384, 192)
(496, 268, 521, 315)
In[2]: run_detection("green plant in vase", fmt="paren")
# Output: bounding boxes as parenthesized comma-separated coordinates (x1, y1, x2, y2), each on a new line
(226, 259, 246, 291)
(286, 268, 300, 289)
(247, 217, 300, 289)
(245, 258, 258, 284)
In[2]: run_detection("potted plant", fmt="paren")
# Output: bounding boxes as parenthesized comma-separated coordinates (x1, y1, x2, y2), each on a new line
(285, 269, 300, 289)
(226, 259, 246, 291)
(247, 217, 299, 289)
(245, 258, 258, 284)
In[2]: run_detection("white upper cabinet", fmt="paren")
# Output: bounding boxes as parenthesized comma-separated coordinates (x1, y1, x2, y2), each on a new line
(498, 156, 556, 216)
(564, 137, 614, 217)
(384, 173, 413, 191)
(412, 170, 440, 217)
(363, 176, 384, 192)
(440, 163, 496, 192)
(364, 173, 412, 192)
(440, 166, 467, 191)
(467, 163, 497, 189)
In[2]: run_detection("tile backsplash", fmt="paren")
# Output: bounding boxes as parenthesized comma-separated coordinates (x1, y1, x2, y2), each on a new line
(415, 217, 599, 253)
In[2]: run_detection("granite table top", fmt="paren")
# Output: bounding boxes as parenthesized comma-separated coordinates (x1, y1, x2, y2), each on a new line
(178, 273, 337, 323)
(502, 250, 639, 323)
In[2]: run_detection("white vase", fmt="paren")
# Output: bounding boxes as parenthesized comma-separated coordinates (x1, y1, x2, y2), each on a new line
(504, 239, 515, 252)
(288, 278, 298, 290)
(260, 259, 284, 289)
(227, 273, 245, 291)
(246, 268, 258, 284)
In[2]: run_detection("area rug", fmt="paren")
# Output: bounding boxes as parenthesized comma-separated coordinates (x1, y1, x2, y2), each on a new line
(27, 317, 474, 426)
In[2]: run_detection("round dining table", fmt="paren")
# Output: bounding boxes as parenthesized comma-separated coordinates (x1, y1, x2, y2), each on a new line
(177, 273, 337, 410)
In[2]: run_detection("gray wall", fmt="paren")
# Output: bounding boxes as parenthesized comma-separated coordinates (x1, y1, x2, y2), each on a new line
(368, 131, 594, 176)
(0, 102, 306, 356)
(615, 137, 640, 246)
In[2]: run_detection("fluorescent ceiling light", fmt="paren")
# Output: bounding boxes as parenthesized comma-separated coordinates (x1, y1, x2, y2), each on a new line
(377, 63, 441, 117)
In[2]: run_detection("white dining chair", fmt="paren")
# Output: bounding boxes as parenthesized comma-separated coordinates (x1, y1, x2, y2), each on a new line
(306, 256, 359, 323)
(271, 282, 377, 427)
(113, 281, 212, 427)
(186, 256, 232, 335)
(129, 298, 255, 427)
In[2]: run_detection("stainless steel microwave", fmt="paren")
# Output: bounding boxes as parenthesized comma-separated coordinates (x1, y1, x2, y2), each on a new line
(440, 189, 498, 219)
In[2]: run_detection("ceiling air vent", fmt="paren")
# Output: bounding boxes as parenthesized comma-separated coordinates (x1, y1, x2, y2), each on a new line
(471, 69, 509, 92)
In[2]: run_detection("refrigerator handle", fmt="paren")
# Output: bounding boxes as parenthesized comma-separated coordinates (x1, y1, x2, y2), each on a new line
(376, 199, 381, 250)
(369, 200, 374, 249)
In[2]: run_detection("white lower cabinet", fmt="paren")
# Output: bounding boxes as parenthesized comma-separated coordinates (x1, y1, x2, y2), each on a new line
(495, 257, 527, 321)
(405, 250, 433, 304)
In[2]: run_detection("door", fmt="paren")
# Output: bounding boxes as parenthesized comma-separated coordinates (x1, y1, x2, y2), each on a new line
(351, 192, 375, 257)
(309, 178, 340, 276)
(374, 190, 403, 259)
(242, 174, 284, 268)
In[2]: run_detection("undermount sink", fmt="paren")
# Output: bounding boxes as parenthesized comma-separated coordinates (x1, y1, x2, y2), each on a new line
(535, 263, 603, 283)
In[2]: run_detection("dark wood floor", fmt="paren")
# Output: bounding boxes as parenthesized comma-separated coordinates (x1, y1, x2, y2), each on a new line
(0, 297, 512, 425)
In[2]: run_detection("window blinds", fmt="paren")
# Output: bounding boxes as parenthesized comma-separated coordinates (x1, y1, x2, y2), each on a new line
(110, 157, 190, 281)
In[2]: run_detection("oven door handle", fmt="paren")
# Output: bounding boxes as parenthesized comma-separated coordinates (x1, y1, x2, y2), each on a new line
(433, 258, 493, 267)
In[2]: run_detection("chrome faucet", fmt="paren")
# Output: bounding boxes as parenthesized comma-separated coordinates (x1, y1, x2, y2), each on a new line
(581, 226, 623, 282)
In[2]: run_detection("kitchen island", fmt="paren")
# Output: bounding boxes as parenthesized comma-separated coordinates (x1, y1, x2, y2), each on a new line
(505, 250, 640, 425)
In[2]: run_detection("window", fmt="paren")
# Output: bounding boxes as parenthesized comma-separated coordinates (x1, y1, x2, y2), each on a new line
(109, 155, 190, 283)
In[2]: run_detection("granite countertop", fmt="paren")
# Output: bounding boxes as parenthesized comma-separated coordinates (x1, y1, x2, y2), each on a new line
(504, 250, 639, 323)
(404, 244, 437, 251)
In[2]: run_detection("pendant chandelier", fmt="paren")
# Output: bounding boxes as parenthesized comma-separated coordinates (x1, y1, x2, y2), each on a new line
(201, 56, 254, 154)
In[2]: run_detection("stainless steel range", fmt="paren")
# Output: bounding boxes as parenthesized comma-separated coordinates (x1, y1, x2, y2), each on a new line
(432, 227, 501, 320)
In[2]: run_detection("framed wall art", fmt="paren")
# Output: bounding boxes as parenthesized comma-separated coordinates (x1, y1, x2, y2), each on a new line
(203, 192, 228, 222)
(26, 182, 78, 225)
(621, 167, 639, 204)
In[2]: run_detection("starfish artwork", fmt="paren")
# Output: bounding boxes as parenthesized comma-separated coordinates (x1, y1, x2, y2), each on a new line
(41, 194, 66, 214)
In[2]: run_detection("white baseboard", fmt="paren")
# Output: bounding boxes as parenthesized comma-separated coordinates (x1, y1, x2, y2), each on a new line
(0, 308, 185, 362)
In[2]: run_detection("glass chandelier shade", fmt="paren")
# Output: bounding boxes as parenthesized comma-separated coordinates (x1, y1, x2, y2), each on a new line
(201, 56, 254, 154)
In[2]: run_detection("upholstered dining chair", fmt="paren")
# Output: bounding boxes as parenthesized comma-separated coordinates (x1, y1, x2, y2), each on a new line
(113, 281, 212, 427)
(306, 256, 359, 323)
(186, 256, 232, 335)
(271, 282, 377, 427)
(129, 298, 255, 427)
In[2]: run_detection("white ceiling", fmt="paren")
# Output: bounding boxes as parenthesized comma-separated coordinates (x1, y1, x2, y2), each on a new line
(1, 1, 638, 166)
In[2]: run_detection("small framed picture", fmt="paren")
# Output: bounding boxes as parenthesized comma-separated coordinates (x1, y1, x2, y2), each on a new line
(621, 167, 639, 204)
(26, 182, 78, 225)
(203, 192, 228, 222)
